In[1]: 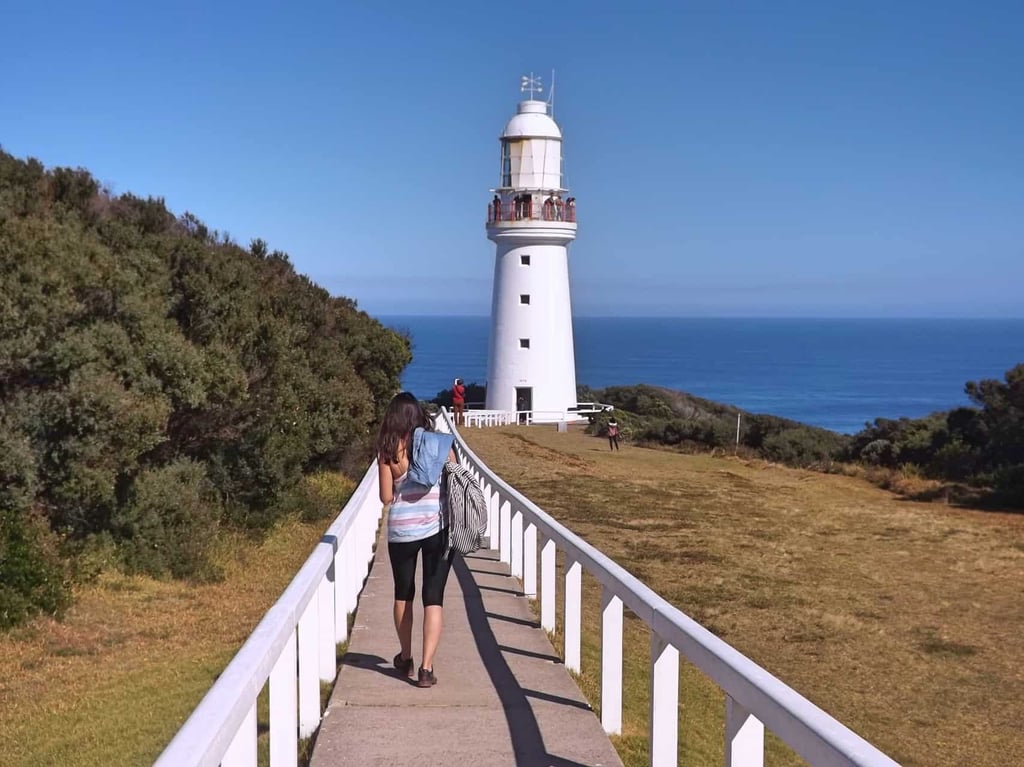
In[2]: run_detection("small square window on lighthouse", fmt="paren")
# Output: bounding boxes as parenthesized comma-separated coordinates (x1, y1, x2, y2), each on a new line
(520, 294, 530, 305)
(519, 338, 530, 349)
(520, 255, 530, 265)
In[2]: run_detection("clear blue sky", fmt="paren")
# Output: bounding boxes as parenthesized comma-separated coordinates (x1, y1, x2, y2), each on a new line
(3, 1, 1021, 317)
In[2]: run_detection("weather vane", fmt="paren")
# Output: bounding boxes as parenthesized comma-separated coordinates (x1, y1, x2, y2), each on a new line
(520, 73, 543, 99)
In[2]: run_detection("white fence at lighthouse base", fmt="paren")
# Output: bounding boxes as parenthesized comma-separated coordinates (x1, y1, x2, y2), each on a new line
(153, 463, 384, 767)
(462, 409, 582, 427)
(436, 408, 900, 767)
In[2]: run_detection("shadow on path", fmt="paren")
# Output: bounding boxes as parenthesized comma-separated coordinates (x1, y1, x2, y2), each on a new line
(455, 556, 594, 767)
(339, 651, 421, 686)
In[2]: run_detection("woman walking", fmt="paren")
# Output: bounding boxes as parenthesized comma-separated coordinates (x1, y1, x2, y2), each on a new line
(377, 392, 457, 687)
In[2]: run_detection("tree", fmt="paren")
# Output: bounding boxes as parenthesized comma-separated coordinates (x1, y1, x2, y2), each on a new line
(0, 147, 410, 626)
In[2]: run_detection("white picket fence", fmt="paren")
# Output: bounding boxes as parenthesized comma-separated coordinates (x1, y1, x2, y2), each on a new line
(462, 409, 569, 427)
(436, 409, 901, 767)
(154, 463, 383, 767)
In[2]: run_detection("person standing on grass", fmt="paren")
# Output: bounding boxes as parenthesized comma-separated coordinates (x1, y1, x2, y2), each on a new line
(376, 392, 457, 688)
(452, 377, 465, 426)
(607, 417, 621, 451)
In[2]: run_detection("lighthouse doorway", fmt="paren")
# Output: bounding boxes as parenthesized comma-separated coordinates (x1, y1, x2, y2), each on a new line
(515, 387, 532, 425)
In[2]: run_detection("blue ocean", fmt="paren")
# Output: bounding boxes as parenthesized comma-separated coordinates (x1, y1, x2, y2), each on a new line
(380, 317, 1024, 434)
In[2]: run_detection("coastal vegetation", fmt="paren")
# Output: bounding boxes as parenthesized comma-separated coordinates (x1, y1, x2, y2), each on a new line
(579, 375, 1024, 508)
(0, 149, 408, 630)
(462, 425, 1024, 767)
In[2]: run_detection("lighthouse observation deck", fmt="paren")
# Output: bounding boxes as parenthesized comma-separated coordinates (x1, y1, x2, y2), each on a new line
(487, 198, 577, 225)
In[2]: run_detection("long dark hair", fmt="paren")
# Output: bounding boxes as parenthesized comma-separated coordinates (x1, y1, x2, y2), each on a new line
(375, 392, 434, 464)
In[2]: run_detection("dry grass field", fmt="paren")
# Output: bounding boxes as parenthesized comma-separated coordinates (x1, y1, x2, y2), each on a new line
(463, 425, 1024, 767)
(0, 518, 328, 767)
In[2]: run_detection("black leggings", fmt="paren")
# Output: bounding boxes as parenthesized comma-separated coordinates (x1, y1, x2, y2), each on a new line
(388, 531, 452, 607)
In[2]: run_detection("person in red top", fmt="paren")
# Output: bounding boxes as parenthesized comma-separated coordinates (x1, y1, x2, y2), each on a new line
(452, 378, 466, 426)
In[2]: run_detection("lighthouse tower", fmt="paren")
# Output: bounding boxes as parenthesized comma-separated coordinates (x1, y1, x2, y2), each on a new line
(485, 92, 578, 422)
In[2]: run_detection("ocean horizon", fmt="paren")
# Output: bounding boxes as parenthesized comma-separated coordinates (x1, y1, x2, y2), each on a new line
(380, 316, 1024, 435)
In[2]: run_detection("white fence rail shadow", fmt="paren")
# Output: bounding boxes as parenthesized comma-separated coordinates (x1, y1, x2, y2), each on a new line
(154, 463, 383, 767)
(436, 409, 901, 767)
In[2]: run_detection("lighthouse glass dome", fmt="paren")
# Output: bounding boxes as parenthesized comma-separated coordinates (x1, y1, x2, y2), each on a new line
(499, 100, 564, 192)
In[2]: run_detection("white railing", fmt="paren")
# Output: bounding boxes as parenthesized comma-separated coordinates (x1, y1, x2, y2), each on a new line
(437, 409, 900, 767)
(154, 463, 384, 767)
(462, 409, 576, 427)
(463, 409, 517, 427)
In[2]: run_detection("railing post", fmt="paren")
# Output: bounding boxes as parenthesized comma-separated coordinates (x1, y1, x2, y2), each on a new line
(221, 701, 257, 767)
(269, 630, 298, 767)
(355, 504, 369, 592)
(318, 571, 335, 681)
(601, 588, 623, 735)
(361, 501, 376, 580)
(334, 539, 348, 644)
(564, 557, 582, 673)
(499, 498, 512, 565)
(510, 508, 523, 578)
(343, 532, 358, 615)
(541, 535, 556, 631)
(488, 487, 499, 547)
(650, 632, 679, 767)
(523, 521, 537, 598)
(298, 599, 320, 738)
(481, 479, 492, 540)
(725, 696, 765, 767)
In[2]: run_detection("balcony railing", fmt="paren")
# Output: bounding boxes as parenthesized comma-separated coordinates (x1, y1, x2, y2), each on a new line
(487, 200, 577, 225)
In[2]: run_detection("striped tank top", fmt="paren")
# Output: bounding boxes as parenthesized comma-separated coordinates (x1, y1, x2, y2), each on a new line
(387, 471, 442, 543)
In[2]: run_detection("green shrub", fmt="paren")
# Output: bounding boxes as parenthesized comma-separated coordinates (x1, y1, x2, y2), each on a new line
(993, 464, 1024, 506)
(929, 440, 980, 481)
(115, 459, 222, 581)
(860, 439, 896, 466)
(0, 507, 70, 630)
(289, 472, 357, 522)
(762, 428, 842, 468)
(63, 531, 119, 583)
(0, 427, 69, 629)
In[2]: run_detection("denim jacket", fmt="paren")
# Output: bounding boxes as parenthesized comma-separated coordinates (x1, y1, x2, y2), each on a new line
(407, 427, 455, 488)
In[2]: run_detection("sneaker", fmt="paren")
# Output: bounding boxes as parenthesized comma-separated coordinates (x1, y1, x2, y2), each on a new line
(393, 652, 413, 678)
(417, 666, 437, 687)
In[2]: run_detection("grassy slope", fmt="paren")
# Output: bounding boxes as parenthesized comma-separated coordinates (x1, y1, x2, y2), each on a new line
(0, 518, 327, 767)
(463, 425, 1024, 767)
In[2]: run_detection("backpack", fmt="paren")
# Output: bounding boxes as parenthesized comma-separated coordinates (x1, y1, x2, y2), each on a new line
(608, 424, 619, 437)
(441, 462, 487, 555)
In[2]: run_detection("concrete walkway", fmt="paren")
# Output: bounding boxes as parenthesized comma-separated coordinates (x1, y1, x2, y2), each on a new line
(311, 528, 624, 767)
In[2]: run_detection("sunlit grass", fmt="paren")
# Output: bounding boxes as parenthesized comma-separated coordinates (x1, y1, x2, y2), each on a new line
(0, 517, 330, 767)
(465, 425, 1024, 767)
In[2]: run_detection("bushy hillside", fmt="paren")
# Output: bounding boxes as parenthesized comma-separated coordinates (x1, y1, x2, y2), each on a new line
(581, 374, 1024, 507)
(0, 150, 410, 628)
(579, 383, 850, 467)
(848, 364, 1024, 505)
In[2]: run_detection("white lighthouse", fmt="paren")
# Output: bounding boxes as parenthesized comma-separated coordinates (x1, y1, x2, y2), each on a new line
(485, 89, 578, 422)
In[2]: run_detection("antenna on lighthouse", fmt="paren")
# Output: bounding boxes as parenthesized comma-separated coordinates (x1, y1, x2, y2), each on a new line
(520, 73, 543, 99)
(548, 69, 556, 117)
